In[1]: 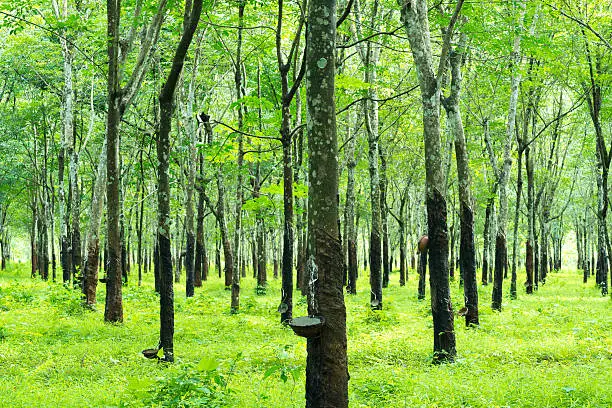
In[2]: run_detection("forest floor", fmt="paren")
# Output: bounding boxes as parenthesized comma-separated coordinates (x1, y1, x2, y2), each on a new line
(0, 263, 611, 407)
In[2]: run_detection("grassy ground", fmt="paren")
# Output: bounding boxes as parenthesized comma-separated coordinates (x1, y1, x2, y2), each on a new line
(0, 263, 610, 407)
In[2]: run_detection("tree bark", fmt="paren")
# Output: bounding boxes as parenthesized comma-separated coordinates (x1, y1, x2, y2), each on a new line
(155, 0, 202, 362)
(355, 0, 383, 309)
(83, 140, 106, 305)
(400, 0, 460, 361)
(275, 0, 306, 322)
(442, 35, 478, 326)
(304, 1, 349, 404)
(380, 146, 390, 288)
(345, 114, 357, 294)
(418, 247, 427, 300)
(104, 0, 123, 322)
(183, 33, 203, 298)
(491, 0, 525, 311)
(510, 146, 523, 299)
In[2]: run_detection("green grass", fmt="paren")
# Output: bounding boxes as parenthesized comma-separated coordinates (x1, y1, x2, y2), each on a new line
(0, 262, 611, 407)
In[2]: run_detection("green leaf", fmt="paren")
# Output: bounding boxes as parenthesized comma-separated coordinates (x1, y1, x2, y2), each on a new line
(263, 365, 280, 379)
(197, 357, 219, 372)
(127, 376, 153, 392)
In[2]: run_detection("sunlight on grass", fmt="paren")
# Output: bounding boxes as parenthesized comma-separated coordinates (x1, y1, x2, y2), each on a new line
(0, 263, 611, 407)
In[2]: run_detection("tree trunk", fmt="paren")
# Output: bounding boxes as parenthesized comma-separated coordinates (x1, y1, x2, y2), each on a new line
(83, 141, 106, 305)
(345, 115, 357, 294)
(70, 150, 82, 288)
(418, 248, 427, 300)
(155, 0, 202, 362)
(30, 202, 37, 279)
(280, 137, 294, 321)
(230, 2, 246, 313)
(442, 37, 478, 325)
(492, 0, 525, 311)
(380, 146, 390, 288)
(353, 0, 383, 308)
(510, 147, 523, 299)
(525, 145, 535, 293)
(137, 148, 145, 286)
(253, 147, 267, 289)
(304, 1, 349, 404)
(482, 196, 493, 285)
(539, 205, 550, 284)
(195, 176, 205, 286)
(400, 0, 458, 361)
(58, 17, 74, 285)
(104, 0, 123, 322)
(183, 38, 201, 298)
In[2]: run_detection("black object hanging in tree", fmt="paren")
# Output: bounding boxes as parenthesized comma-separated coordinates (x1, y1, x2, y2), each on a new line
(288, 316, 325, 338)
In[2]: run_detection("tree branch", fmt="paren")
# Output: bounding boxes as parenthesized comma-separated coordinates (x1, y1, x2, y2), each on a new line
(436, 0, 465, 83)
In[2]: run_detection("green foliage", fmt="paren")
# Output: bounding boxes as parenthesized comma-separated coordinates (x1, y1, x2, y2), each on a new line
(1, 264, 611, 407)
(262, 345, 301, 385)
(47, 284, 86, 317)
(140, 358, 232, 408)
(0, 282, 34, 306)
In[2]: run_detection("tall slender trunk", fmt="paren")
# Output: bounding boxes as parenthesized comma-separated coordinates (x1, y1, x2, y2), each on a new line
(442, 36, 478, 326)
(231, 2, 245, 312)
(31, 201, 38, 278)
(40, 129, 50, 281)
(184, 38, 201, 298)
(70, 149, 81, 287)
(417, 248, 427, 300)
(195, 153, 205, 286)
(345, 114, 357, 294)
(275, 0, 305, 322)
(584, 39, 609, 296)
(396, 193, 407, 287)
(380, 146, 390, 288)
(366, 40, 382, 308)
(83, 140, 107, 305)
(253, 155, 267, 288)
(104, 0, 168, 320)
(280, 136, 294, 321)
(155, 0, 203, 361)
(540, 203, 550, 283)
(353, 0, 382, 308)
(49, 172, 56, 281)
(137, 148, 145, 286)
(304, 1, 348, 404)
(492, 0, 526, 311)
(400, 0, 460, 361)
(482, 196, 493, 285)
(58, 9, 74, 285)
(510, 147, 523, 298)
(105, 0, 123, 322)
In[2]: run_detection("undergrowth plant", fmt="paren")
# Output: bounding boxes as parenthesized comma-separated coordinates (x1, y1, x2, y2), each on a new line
(0, 264, 610, 407)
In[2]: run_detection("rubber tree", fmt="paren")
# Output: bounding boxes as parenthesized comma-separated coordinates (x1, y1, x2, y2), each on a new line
(584, 36, 610, 296)
(154, 0, 203, 362)
(276, 0, 307, 323)
(52, 0, 74, 284)
(399, 0, 463, 362)
(490, 0, 526, 311)
(304, 0, 349, 405)
(352, 0, 383, 309)
(231, 1, 246, 313)
(441, 31, 478, 326)
(103, 0, 168, 321)
(183, 32, 204, 298)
